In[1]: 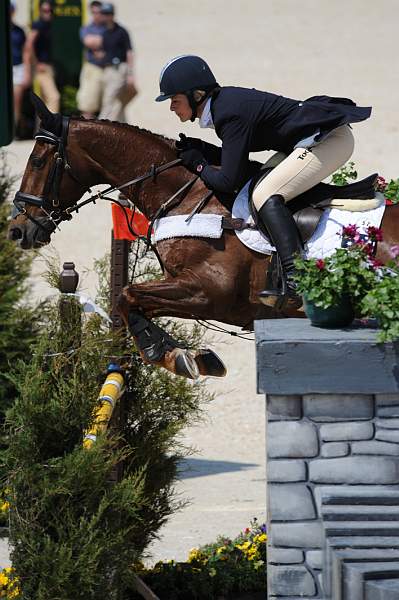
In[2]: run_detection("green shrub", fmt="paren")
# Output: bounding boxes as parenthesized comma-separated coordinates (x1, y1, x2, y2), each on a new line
(0, 153, 37, 406)
(0, 151, 38, 480)
(5, 257, 209, 599)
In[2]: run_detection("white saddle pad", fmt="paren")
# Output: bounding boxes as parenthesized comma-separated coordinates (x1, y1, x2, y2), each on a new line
(232, 181, 386, 258)
(153, 183, 386, 259)
(154, 213, 223, 242)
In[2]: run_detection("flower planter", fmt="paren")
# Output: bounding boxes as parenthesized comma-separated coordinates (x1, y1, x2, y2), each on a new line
(303, 294, 355, 328)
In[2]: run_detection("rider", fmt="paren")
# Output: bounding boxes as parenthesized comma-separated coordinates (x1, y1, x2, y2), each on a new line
(155, 54, 372, 307)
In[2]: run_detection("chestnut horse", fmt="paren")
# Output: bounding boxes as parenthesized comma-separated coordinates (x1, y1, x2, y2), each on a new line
(8, 98, 398, 378)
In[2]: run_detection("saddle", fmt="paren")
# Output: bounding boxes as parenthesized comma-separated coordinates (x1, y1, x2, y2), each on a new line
(221, 168, 379, 245)
(246, 167, 379, 244)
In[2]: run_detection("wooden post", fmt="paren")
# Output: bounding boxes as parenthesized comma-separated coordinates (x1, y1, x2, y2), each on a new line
(109, 230, 130, 484)
(58, 262, 81, 350)
(110, 225, 159, 600)
(110, 231, 130, 330)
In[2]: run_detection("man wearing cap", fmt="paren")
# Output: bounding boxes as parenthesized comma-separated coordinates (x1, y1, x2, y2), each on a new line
(10, 2, 31, 129)
(24, 1, 60, 113)
(97, 2, 136, 121)
(77, 1, 107, 119)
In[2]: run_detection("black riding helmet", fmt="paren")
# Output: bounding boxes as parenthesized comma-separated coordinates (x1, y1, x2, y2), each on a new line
(155, 55, 218, 121)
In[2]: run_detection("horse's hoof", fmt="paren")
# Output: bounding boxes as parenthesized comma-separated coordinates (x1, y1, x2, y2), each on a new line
(173, 349, 200, 380)
(259, 293, 303, 311)
(194, 348, 227, 377)
(258, 294, 280, 307)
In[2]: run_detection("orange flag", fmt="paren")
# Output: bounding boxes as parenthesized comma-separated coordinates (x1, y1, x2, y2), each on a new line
(111, 203, 150, 241)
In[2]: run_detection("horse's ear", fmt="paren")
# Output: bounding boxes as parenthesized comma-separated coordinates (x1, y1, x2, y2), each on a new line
(30, 92, 52, 121)
(30, 92, 62, 136)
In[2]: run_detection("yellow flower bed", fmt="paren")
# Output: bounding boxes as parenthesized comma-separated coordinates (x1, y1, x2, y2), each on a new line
(0, 568, 20, 599)
(131, 519, 267, 598)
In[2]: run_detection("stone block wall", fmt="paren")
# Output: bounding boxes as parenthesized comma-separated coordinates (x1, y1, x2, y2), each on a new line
(255, 319, 399, 600)
(267, 393, 399, 599)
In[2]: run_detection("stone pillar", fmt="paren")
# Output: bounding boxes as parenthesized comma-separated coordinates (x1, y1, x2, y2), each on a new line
(255, 319, 399, 600)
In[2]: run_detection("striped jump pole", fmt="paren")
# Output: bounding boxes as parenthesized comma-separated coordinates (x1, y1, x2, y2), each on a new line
(83, 364, 125, 449)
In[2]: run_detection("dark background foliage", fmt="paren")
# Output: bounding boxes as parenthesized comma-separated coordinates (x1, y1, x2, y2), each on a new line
(0, 153, 39, 484)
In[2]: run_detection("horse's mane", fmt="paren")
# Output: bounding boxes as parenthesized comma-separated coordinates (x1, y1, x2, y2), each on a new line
(71, 115, 176, 149)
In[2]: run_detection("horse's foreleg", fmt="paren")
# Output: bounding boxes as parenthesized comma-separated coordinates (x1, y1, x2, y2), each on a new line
(118, 274, 211, 319)
(117, 276, 226, 379)
(125, 309, 200, 379)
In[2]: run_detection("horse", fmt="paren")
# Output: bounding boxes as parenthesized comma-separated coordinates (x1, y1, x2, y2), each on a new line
(8, 96, 399, 379)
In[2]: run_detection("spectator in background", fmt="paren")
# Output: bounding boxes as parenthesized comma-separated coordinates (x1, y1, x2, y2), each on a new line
(77, 0, 107, 119)
(10, 2, 30, 128)
(98, 2, 137, 122)
(25, 1, 60, 113)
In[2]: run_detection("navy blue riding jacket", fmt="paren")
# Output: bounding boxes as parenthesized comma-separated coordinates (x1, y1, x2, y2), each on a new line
(199, 87, 371, 194)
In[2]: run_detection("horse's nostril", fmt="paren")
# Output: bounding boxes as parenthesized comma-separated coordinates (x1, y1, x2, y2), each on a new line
(10, 227, 23, 240)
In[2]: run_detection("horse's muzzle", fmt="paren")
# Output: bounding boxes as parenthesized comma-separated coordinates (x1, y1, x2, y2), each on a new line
(8, 224, 24, 241)
(8, 222, 32, 248)
(8, 220, 52, 249)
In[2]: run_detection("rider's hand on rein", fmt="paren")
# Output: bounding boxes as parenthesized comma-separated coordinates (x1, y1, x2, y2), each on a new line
(175, 133, 206, 152)
(178, 147, 208, 175)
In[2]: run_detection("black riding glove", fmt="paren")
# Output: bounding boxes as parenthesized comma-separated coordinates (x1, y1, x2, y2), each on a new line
(175, 133, 205, 152)
(178, 148, 208, 175)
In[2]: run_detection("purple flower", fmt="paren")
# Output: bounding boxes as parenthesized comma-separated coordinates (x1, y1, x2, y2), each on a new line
(376, 175, 387, 192)
(367, 226, 383, 242)
(390, 245, 399, 259)
(342, 224, 359, 238)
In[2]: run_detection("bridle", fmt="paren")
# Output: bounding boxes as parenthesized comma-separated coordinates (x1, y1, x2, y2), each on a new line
(12, 116, 204, 242)
(12, 116, 82, 235)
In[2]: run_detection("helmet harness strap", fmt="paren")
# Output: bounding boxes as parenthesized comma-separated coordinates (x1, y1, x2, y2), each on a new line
(186, 89, 211, 122)
(186, 90, 199, 122)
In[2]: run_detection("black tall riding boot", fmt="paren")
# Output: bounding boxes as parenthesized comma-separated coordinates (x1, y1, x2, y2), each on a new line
(257, 195, 303, 307)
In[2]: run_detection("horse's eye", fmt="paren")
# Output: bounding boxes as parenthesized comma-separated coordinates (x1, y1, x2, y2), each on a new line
(31, 156, 45, 169)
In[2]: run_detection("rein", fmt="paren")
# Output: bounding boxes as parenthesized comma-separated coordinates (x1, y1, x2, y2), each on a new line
(13, 119, 249, 245)
(12, 118, 194, 238)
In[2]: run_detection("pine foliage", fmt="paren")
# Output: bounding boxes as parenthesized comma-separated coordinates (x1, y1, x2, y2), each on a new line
(6, 288, 208, 599)
(0, 152, 37, 415)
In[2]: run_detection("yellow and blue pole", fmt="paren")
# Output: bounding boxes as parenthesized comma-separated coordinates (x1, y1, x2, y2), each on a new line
(83, 364, 125, 449)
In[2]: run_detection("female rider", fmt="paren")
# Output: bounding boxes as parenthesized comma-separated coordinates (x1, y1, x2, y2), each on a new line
(155, 55, 371, 307)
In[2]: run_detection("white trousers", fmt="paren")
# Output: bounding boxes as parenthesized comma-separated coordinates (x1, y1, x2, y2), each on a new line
(252, 125, 355, 210)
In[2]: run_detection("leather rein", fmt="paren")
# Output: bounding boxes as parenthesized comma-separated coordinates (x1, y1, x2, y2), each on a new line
(13, 116, 250, 245)
(12, 116, 205, 242)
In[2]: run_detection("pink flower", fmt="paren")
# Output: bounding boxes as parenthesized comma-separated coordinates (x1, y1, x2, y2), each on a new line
(316, 259, 325, 270)
(367, 226, 383, 242)
(376, 175, 387, 192)
(363, 243, 375, 257)
(342, 224, 358, 238)
(390, 245, 399, 259)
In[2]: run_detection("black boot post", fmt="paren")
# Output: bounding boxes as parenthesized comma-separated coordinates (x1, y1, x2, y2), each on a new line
(257, 195, 303, 306)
